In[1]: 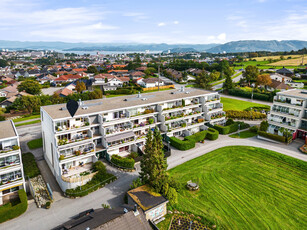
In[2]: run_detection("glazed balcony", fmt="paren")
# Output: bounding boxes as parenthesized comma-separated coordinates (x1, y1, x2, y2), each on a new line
(57, 131, 92, 148)
(58, 144, 95, 161)
(0, 145, 20, 154)
(0, 155, 21, 170)
(0, 170, 23, 187)
(105, 122, 133, 136)
(55, 117, 90, 132)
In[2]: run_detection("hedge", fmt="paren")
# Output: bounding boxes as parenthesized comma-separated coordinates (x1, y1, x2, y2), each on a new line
(169, 136, 195, 151)
(0, 189, 28, 223)
(206, 128, 219, 140)
(258, 131, 286, 143)
(226, 110, 267, 120)
(228, 88, 273, 101)
(22, 152, 40, 178)
(237, 121, 250, 130)
(111, 154, 135, 169)
(65, 172, 116, 197)
(184, 130, 207, 143)
(214, 123, 239, 135)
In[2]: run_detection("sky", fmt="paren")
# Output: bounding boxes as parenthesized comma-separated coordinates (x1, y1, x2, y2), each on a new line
(0, 0, 307, 44)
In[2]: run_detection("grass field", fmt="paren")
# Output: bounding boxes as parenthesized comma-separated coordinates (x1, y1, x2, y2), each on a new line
(253, 55, 302, 61)
(233, 59, 304, 70)
(13, 114, 40, 123)
(15, 120, 41, 127)
(27, 138, 43, 149)
(168, 146, 307, 230)
(221, 97, 270, 111)
(229, 130, 257, 138)
(268, 57, 307, 66)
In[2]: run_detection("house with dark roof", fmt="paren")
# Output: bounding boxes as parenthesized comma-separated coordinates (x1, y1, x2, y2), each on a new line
(127, 185, 168, 222)
(267, 79, 293, 91)
(276, 67, 293, 77)
(53, 207, 152, 230)
(129, 71, 146, 80)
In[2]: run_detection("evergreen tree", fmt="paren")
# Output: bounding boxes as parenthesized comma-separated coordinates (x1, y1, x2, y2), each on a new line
(223, 72, 233, 90)
(139, 129, 154, 184)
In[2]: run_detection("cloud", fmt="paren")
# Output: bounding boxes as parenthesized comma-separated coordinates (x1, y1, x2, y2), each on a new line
(158, 22, 166, 27)
(173, 21, 179, 24)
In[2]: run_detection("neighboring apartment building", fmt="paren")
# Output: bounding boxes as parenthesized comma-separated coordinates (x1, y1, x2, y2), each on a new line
(0, 120, 25, 205)
(40, 88, 225, 191)
(268, 89, 307, 140)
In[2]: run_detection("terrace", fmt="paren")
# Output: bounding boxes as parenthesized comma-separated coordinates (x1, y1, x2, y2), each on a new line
(62, 163, 96, 183)
(59, 144, 95, 161)
(0, 155, 20, 169)
(0, 170, 23, 186)
(55, 117, 90, 132)
(106, 132, 135, 148)
(57, 131, 92, 147)
(105, 122, 133, 135)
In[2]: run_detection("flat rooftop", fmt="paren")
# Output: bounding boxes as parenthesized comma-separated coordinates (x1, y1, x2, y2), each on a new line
(42, 88, 216, 120)
(0, 120, 17, 140)
(278, 89, 307, 99)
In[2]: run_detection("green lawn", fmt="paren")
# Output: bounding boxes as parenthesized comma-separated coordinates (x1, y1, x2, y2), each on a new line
(15, 120, 41, 127)
(168, 146, 307, 230)
(13, 114, 40, 123)
(27, 138, 43, 149)
(22, 152, 40, 178)
(229, 130, 257, 138)
(221, 97, 270, 111)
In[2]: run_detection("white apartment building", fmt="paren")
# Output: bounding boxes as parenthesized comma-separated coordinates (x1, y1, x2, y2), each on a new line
(41, 88, 225, 192)
(268, 89, 307, 140)
(0, 120, 26, 205)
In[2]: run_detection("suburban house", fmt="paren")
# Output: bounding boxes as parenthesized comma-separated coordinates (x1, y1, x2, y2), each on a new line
(0, 120, 26, 205)
(54, 74, 83, 84)
(0, 91, 33, 108)
(165, 68, 183, 82)
(268, 89, 307, 140)
(93, 74, 126, 91)
(136, 67, 147, 72)
(276, 67, 293, 77)
(54, 206, 151, 230)
(40, 88, 225, 192)
(288, 82, 304, 89)
(0, 82, 20, 98)
(129, 71, 146, 80)
(137, 78, 165, 88)
(270, 73, 292, 84)
(267, 79, 293, 91)
(127, 185, 168, 223)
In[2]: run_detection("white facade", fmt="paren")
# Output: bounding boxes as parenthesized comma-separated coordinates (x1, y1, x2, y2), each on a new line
(41, 89, 225, 192)
(0, 121, 26, 205)
(268, 89, 307, 138)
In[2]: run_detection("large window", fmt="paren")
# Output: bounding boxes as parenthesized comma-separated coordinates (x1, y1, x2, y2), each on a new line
(0, 155, 20, 168)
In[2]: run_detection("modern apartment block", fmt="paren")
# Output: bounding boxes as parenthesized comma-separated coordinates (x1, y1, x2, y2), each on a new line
(0, 120, 25, 205)
(268, 89, 307, 139)
(40, 88, 225, 191)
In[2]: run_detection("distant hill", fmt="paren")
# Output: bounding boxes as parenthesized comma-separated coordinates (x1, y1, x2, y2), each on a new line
(206, 40, 307, 53)
(0, 40, 218, 52)
(162, 47, 198, 53)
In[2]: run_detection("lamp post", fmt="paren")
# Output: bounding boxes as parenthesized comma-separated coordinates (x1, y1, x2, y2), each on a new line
(238, 123, 241, 138)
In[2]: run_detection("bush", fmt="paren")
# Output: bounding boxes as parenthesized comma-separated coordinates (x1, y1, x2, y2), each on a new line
(258, 131, 286, 142)
(65, 172, 116, 197)
(226, 118, 235, 126)
(167, 187, 178, 205)
(249, 126, 259, 133)
(184, 130, 207, 142)
(214, 123, 239, 135)
(226, 110, 267, 120)
(22, 152, 40, 178)
(169, 137, 195, 151)
(93, 161, 106, 174)
(111, 154, 135, 169)
(228, 88, 273, 101)
(260, 120, 269, 131)
(59, 155, 65, 161)
(236, 121, 250, 130)
(128, 151, 139, 159)
(206, 128, 219, 140)
(0, 189, 28, 223)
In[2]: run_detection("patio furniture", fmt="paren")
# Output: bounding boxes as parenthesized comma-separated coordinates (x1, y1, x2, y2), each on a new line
(187, 180, 199, 191)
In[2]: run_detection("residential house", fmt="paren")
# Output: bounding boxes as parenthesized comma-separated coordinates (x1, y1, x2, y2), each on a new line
(40, 88, 225, 192)
(138, 78, 165, 88)
(135, 67, 147, 72)
(267, 80, 293, 91)
(54, 74, 83, 84)
(0, 120, 26, 205)
(276, 67, 293, 77)
(53, 206, 151, 230)
(129, 71, 146, 80)
(127, 185, 168, 223)
(93, 74, 125, 91)
(270, 73, 292, 84)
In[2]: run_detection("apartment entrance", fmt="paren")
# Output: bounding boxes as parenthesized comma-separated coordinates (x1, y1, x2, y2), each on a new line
(296, 130, 307, 141)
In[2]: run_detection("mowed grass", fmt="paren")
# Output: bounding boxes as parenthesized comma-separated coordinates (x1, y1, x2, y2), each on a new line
(229, 130, 257, 138)
(27, 138, 43, 149)
(15, 120, 41, 127)
(169, 146, 307, 230)
(13, 114, 40, 123)
(221, 97, 270, 111)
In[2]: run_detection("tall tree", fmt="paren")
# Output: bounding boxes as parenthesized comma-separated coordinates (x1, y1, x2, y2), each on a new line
(17, 80, 41, 95)
(242, 65, 259, 85)
(195, 70, 212, 90)
(140, 128, 168, 192)
(75, 81, 86, 93)
(223, 73, 233, 90)
(256, 74, 272, 87)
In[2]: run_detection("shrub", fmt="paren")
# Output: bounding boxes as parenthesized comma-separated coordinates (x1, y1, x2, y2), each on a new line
(226, 118, 234, 126)
(59, 155, 65, 161)
(22, 152, 40, 178)
(169, 137, 195, 151)
(111, 154, 135, 169)
(12, 145, 20, 150)
(167, 187, 178, 205)
(258, 131, 286, 142)
(130, 178, 144, 190)
(236, 121, 250, 130)
(214, 123, 239, 135)
(184, 130, 207, 142)
(148, 118, 154, 124)
(249, 126, 259, 133)
(93, 161, 106, 174)
(260, 120, 269, 131)
(128, 151, 139, 159)
(206, 128, 219, 140)
(0, 189, 28, 223)
(228, 88, 273, 101)
(226, 110, 266, 120)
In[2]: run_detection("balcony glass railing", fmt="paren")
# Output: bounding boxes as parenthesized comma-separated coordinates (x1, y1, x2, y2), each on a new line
(0, 145, 20, 154)
(274, 99, 303, 107)
(58, 135, 91, 146)
(272, 109, 300, 117)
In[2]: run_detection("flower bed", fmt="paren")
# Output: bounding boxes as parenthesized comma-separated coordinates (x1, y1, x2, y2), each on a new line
(299, 144, 307, 154)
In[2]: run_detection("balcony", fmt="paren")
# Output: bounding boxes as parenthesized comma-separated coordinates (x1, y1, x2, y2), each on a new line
(61, 163, 97, 183)
(269, 119, 297, 128)
(131, 109, 156, 118)
(57, 135, 92, 147)
(103, 113, 130, 124)
(59, 145, 95, 161)
(106, 131, 135, 149)
(105, 122, 133, 136)
(273, 99, 303, 107)
(0, 172, 23, 187)
(55, 117, 90, 132)
(271, 109, 300, 118)
(0, 145, 20, 154)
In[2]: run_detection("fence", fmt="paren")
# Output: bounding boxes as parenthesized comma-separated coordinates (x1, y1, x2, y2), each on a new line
(61, 171, 98, 183)
(142, 85, 175, 91)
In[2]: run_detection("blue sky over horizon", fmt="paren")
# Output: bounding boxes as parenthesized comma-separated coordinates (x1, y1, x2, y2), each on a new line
(0, 0, 306, 44)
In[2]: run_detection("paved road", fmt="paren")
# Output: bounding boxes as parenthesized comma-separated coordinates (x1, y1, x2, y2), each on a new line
(158, 74, 187, 89)
(212, 72, 243, 90)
